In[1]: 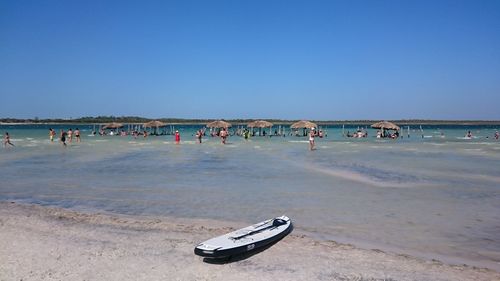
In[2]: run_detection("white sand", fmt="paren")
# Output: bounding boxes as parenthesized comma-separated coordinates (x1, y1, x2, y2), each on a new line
(0, 202, 498, 281)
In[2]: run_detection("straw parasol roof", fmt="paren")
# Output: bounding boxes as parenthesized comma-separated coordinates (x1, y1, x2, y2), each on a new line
(206, 120, 232, 128)
(290, 120, 317, 129)
(247, 120, 273, 128)
(143, 120, 167, 128)
(371, 121, 400, 131)
(102, 122, 123, 129)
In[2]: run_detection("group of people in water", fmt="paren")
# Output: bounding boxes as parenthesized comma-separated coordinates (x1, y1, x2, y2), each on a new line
(345, 128, 399, 139)
(466, 130, 500, 140)
(3, 128, 500, 149)
(377, 130, 399, 139)
(346, 129, 369, 138)
(48, 128, 81, 146)
(84, 127, 228, 145)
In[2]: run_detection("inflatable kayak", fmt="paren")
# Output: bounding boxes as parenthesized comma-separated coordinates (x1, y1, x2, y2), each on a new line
(194, 215, 293, 259)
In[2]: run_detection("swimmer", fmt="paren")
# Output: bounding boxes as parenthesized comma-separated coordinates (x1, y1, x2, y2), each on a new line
(309, 127, 315, 150)
(75, 128, 81, 142)
(3, 132, 14, 147)
(49, 128, 54, 142)
(60, 130, 67, 146)
(196, 129, 202, 144)
(175, 130, 180, 144)
(67, 128, 73, 143)
(220, 128, 228, 144)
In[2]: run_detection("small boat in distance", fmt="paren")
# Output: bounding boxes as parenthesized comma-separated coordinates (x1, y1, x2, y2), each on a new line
(194, 216, 293, 259)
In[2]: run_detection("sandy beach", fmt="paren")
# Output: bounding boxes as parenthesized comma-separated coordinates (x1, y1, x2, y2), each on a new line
(1, 202, 498, 281)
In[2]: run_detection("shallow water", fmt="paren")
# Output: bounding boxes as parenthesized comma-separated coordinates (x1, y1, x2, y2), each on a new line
(1, 124, 500, 269)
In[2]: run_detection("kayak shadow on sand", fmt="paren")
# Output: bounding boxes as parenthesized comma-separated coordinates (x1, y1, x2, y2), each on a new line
(201, 225, 293, 264)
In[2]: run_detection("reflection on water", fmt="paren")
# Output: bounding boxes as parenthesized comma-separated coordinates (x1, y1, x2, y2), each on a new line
(1, 124, 500, 269)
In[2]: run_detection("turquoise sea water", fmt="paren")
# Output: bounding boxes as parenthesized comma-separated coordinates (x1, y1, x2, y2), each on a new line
(1, 124, 499, 270)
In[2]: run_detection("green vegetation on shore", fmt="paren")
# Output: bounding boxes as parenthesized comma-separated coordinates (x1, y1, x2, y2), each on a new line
(1, 116, 499, 126)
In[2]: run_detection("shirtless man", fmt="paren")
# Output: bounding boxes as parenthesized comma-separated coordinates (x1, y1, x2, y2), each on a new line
(49, 128, 54, 142)
(60, 130, 67, 147)
(220, 128, 228, 144)
(196, 129, 202, 144)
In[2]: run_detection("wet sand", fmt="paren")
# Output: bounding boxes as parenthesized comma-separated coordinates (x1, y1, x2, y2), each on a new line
(1, 202, 498, 281)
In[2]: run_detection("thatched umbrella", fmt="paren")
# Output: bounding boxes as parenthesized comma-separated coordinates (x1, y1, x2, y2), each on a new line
(290, 120, 317, 129)
(371, 121, 400, 131)
(247, 120, 274, 136)
(371, 121, 400, 138)
(143, 120, 167, 135)
(290, 120, 317, 137)
(143, 120, 167, 128)
(247, 120, 273, 128)
(206, 120, 232, 128)
(102, 122, 123, 129)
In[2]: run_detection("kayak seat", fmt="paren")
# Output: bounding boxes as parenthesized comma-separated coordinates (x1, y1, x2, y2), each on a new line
(272, 219, 287, 227)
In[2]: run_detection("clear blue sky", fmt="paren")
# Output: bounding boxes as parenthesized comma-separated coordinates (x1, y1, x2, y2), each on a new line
(1, 0, 499, 120)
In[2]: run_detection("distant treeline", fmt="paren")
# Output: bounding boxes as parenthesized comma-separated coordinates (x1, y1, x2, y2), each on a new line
(1, 116, 499, 126)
